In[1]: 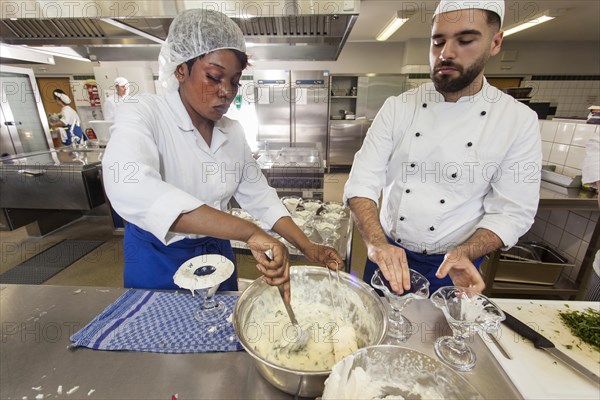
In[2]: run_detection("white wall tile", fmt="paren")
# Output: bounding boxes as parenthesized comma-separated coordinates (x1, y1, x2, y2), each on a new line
(576, 240, 590, 262)
(548, 143, 569, 165)
(531, 219, 547, 238)
(540, 121, 558, 141)
(537, 210, 551, 221)
(541, 141, 552, 162)
(543, 223, 563, 247)
(573, 210, 591, 219)
(562, 166, 581, 177)
(591, 212, 599, 222)
(559, 231, 580, 261)
(565, 212, 589, 239)
(565, 146, 587, 169)
(571, 124, 596, 146)
(583, 220, 596, 242)
(569, 263, 582, 281)
(555, 122, 576, 144)
(548, 210, 568, 228)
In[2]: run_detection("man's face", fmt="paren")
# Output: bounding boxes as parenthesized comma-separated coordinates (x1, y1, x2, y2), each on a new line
(116, 84, 128, 97)
(429, 9, 502, 94)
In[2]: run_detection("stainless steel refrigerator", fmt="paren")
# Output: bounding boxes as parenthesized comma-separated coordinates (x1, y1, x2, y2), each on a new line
(253, 70, 329, 160)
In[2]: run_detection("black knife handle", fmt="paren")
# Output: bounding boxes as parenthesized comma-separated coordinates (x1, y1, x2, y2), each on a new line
(503, 311, 555, 350)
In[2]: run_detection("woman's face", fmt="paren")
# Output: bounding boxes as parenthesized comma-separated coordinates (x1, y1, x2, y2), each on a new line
(177, 49, 243, 122)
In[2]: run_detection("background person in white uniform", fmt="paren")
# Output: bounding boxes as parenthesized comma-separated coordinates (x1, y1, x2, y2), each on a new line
(48, 89, 86, 145)
(103, 77, 129, 122)
(344, 0, 541, 294)
(102, 9, 342, 301)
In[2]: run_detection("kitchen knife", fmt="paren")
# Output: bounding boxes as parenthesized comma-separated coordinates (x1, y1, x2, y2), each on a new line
(502, 311, 600, 386)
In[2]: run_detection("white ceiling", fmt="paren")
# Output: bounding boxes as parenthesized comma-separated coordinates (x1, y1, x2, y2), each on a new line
(350, 0, 600, 43)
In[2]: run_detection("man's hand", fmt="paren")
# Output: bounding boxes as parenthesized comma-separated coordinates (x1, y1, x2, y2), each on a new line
(301, 242, 344, 271)
(367, 241, 411, 294)
(436, 250, 485, 292)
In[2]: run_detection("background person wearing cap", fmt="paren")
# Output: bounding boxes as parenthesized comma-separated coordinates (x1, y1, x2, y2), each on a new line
(48, 88, 87, 145)
(102, 77, 130, 122)
(586, 105, 600, 125)
(102, 8, 342, 300)
(344, 0, 542, 295)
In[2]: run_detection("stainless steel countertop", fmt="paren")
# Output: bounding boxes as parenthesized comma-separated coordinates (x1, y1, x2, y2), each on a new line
(539, 187, 598, 210)
(1, 284, 521, 400)
(0, 148, 103, 170)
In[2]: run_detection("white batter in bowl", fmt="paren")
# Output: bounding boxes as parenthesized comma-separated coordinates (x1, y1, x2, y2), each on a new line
(233, 266, 387, 397)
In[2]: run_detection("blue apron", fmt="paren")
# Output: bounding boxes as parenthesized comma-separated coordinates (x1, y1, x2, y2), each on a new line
(63, 123, 87, 145)
(363, 236, 484, 295)
(124, 223, 238, 291)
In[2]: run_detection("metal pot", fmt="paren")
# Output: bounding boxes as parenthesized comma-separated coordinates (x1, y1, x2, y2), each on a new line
(233, 266, 387, 398)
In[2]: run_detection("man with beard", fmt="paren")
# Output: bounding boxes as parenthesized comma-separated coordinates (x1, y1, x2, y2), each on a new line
(344, 0, 541, 295)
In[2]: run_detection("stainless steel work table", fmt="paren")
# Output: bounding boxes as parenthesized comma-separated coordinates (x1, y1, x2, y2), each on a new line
(0, 284, 520, 399)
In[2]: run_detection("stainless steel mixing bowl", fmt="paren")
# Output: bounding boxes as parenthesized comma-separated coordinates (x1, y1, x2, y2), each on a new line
(233, 266, 387, 398)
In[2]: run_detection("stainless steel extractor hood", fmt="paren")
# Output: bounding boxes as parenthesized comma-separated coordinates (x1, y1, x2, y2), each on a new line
(0, 1, 360, 62)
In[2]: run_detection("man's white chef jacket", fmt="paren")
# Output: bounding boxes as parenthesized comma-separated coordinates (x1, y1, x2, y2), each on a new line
(344, 79, 542, 254)
(102, 94, 128, 122)
(102, 91, 289, 245)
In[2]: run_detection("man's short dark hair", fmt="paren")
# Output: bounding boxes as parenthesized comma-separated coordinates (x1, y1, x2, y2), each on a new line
(484, 10, 501, 32)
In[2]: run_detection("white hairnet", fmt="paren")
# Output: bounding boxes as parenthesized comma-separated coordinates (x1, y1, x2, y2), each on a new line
(114, 77, 129, 86)
(53, 91, 71, 105)
(158, 8, 246, 92)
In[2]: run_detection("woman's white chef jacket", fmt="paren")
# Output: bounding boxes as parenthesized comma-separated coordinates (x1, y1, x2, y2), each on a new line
(344, 79, 542, 254)
(102, 90, 289, 245)
(60, 105, 81, 127)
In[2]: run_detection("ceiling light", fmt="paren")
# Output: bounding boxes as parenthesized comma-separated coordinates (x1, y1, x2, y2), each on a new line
(504, 10, 560, 37)
(376, 10, 415, 41)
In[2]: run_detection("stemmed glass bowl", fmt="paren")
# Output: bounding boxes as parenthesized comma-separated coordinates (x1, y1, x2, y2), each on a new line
(312, 215, 340, 246)
(280, 195, 302, 213)
(371, 268, 430, 341)
(173, 254, 235, 323)
(431, 286, 505, 371)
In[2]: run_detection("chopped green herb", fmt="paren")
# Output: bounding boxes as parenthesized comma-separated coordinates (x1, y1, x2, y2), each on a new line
(564, 304, 570, 308)
(559, 308, 600, 352)
(517, 306, 522, 311)
(565, 345, 573, 350)
(553, 361, 558, 365)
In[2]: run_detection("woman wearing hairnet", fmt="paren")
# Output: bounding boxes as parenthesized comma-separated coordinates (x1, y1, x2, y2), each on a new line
(49, 89, 87, 145)
(102, 9, 342, 301)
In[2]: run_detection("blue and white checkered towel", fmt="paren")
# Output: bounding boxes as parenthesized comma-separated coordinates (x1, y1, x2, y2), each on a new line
(70, 289, 243, 353)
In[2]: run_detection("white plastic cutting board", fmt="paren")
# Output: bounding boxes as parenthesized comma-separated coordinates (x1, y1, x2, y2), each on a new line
(482, 299, 600, 399)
